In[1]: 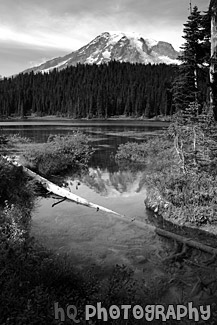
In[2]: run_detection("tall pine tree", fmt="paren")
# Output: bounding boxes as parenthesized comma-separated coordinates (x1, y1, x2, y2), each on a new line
(173, 6, 209, 113)
(210, 0, 217, 120)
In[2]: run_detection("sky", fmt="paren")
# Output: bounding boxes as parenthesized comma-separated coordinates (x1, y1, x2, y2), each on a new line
(0, 0, 210, 77)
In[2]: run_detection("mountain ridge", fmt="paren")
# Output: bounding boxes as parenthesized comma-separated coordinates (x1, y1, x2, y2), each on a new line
(23, 31, 180, 74)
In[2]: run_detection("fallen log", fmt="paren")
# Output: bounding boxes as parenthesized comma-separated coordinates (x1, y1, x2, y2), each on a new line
(3, 156, 125, 217)
(3, 156, 217, 256)
(2, 156, 157, 230)
(156, 228, 217, 256)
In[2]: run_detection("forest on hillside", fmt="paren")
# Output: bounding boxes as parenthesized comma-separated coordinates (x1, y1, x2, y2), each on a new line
(0, 61, 209, 119)
(0, 2, 213, 120)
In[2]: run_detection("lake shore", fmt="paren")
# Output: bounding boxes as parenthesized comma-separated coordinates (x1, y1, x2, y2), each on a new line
(114, 132, 217, 244)
(144, 187, 217, 241)
(0, 115, 171, 127)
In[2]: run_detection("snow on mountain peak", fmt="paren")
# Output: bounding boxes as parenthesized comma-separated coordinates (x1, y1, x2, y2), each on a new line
(107, 31, 143, 38)
(145, 38, 158, 48)
(22, 31, 180, 74)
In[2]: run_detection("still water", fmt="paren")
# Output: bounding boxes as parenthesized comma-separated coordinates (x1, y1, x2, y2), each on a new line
(1, 121, 171, 281)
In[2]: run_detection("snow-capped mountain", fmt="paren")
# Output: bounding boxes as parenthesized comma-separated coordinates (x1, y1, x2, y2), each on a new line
(23, 31, 180, 74)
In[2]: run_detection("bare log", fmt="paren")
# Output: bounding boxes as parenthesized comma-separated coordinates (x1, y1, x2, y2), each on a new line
(2, 156, 155, 230)
(3, 156, 124, 217)
(156, 228, 217, 255)
(3, 156, 158, 230)
(3, 156, 217, 256)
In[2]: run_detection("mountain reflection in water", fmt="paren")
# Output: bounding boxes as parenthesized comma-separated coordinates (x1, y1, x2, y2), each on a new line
(68, 167, 147, 198)
(59, 134, 148, 215)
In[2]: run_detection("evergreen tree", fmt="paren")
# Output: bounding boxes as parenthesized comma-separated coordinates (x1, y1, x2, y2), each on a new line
(173, 6, 210, 113)
(0, 62, 190, 119)
(144, 97, 151, 118)
(210, 0, 217, 120)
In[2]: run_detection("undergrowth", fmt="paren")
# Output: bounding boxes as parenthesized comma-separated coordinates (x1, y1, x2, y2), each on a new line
(115, 103, 217, 226)
(21, 132, 94, 177)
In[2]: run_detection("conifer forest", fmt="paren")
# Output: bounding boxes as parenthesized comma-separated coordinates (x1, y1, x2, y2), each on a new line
(0, 4, 213, 120)
(0, 62, 178, 118)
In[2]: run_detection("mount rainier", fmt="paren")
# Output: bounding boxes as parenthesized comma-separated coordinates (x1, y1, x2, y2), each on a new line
(23, 31, 180, 74)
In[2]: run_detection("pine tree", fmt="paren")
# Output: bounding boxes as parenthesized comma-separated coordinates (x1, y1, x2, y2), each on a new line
(144, 98, 151, 118)
(173, 6, 209, 113)
(210, 0, 217, 120)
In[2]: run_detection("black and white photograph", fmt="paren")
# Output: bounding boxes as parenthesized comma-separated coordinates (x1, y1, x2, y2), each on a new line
(0, 0, 216, 324)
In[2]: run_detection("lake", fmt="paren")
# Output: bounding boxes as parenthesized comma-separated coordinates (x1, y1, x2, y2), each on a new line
(2, 119, 217, 308)
(0, 120, 168, 220)
(0, 120, 172, 287)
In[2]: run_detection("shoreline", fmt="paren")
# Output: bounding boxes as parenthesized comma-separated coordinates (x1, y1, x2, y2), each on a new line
(144, 187, 217, 243)
(0, 116, 170, 127)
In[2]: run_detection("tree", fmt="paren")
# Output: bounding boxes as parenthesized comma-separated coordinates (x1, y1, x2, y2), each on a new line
(210, 0, 217, 120)
(173, 6, 210, 113)
(144, 97, 152, 118)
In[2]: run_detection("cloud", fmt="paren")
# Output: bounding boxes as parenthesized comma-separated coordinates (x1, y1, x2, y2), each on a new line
(0, 0, 210, 50)
(0, 0, 210, 76)
(0, 42, 68, 76)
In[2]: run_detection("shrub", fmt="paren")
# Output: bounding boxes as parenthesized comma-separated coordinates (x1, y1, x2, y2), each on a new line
(115, 123, 217, 226)
(7, 133, 32, 144)
(115, 136, 176, 171)
(115, 142, 148, 163)
(0, 202, 27, 249)
(22, 132, 94, 177)
(0, 158, 35, 213)
(0, 134, 8, 146)
(0, 157, 36, 250)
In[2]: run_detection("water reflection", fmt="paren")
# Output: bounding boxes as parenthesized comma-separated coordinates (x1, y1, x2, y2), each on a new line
(65, 166, 147, 198)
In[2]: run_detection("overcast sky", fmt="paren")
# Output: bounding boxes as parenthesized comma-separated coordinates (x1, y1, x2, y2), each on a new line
(0, 0, 210, 77)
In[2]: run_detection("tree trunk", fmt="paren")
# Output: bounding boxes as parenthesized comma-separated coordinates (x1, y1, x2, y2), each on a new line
(210, 0, 217, 119)
(4, 156, 124, 217)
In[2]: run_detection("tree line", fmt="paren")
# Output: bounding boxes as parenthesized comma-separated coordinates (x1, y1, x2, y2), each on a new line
(0, 62, 179, 119)
(0, 4, 213, 120)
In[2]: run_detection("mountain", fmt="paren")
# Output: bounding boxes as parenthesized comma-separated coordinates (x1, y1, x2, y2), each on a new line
(23, 31, 180, 74)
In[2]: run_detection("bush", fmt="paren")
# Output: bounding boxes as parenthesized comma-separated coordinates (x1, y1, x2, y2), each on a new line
(0, 158, 36, 251)
(7, 133, 32, 144)
(115, 142, 148, 163)
(22, 132, 94, 177)
(0, 202, 27, 250)
(0, 134, 8, 146)
(115, 136, 176, 171)
(0, 158, 35, 213)
(115, 124, 217, 226)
